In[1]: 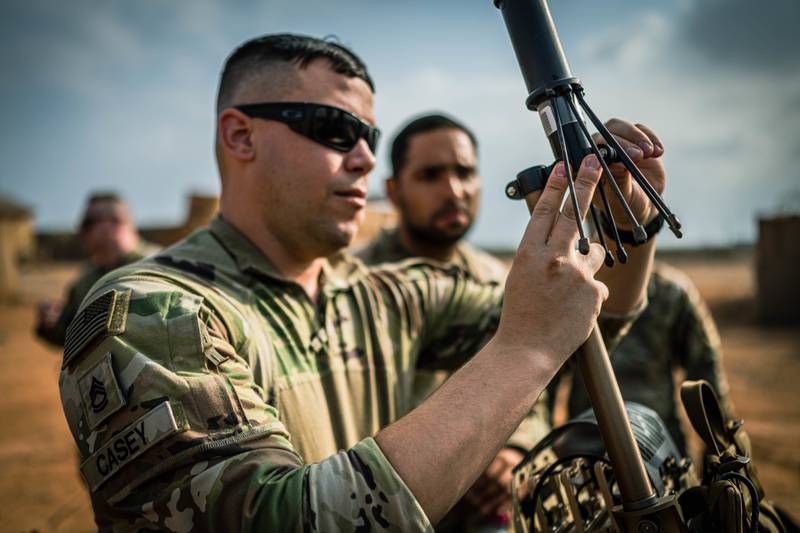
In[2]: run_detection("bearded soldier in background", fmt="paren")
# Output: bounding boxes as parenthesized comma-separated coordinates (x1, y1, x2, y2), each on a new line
(358, 113, 549, 528)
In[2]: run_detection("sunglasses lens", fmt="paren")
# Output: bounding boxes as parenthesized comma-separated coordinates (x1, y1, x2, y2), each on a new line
(366, 128, 380, 153)
(240, 103, 379, 153)
(312, 107, 359, 151)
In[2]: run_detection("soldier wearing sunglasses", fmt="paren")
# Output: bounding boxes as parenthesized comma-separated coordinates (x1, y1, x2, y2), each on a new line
(59, 34, 667, 531)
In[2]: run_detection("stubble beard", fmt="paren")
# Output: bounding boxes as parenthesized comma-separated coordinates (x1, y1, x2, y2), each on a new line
(313, 212, 363, 256)
(404, 216, 472, 247)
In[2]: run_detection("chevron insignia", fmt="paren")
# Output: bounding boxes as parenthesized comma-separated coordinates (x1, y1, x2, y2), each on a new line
(78, 352, 126, 429)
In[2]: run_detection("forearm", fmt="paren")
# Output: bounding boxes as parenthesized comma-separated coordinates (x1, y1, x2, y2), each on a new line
(506, 391, 551, 451)
(378, 153, 608, 524)
(597, 237, 655, 314)
(376, 337, 559, 524)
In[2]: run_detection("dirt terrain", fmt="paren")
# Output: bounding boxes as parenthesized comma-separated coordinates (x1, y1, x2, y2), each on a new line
(0, 251, 797, 532)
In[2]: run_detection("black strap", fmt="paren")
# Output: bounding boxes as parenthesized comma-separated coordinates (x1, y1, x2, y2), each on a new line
(600, 212, 664, 246)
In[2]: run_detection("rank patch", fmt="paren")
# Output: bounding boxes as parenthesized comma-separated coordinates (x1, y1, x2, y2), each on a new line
(80, 401, 181, 492)
(79, 353, 126, 429)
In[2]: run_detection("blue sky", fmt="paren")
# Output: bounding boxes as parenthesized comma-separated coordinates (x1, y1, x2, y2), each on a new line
(1, 0, 798, 249)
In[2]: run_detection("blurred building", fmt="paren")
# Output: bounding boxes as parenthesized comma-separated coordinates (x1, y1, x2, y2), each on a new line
(757, 214, 800, 324)
(36, 194, 220, 261)
(0, 196, 34, 302)
(139, 194, 219, 246)
(351, 198, 396, 248)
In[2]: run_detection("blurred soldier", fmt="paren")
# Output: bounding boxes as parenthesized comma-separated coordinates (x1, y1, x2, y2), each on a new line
(552, 262, 731, 455)
(36, 193, 155, 347)
(358, 114, 506, 281)
(357, 113, 548, 528)
(58, 34, 665, 531)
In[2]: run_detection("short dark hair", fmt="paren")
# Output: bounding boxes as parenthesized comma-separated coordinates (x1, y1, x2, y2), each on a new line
(390, 113, 478, 177)
(216, 33, 374, 113)
(86, 192, 123, 205)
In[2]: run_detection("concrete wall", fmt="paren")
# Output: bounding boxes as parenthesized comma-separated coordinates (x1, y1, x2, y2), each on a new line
(0, 217, 34, 302)
(756, 215, 800, 324)
(352, 199, 396, 248)
(36, 194, 220, 261)
(35, 195, 395, 263)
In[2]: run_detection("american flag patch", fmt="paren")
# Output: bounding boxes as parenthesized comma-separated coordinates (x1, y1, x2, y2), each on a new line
(63, 289, 130, 368)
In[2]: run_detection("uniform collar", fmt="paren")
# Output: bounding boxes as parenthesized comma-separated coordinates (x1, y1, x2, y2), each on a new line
(209, 215, 362, 293)
(209, 215, 286, 281)
(374, 228, 413, 263)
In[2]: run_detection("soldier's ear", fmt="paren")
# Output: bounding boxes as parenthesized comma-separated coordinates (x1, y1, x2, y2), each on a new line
(386, 176, 400, 208)
(218, 108, 255, 162)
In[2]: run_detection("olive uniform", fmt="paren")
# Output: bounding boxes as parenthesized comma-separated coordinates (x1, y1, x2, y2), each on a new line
(59, 217, 637, 532)
(556, 262, 730, 454)
(357, 228, 550, 451)
(36, 242, 158, 347)
(356, 228, 509, 286)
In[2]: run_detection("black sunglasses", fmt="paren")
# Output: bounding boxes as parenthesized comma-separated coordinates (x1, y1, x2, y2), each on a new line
(233, 102, 380, 154)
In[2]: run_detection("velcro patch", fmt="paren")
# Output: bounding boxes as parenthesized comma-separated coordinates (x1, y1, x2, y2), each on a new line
(78, 353, 126, 430)
(63, 289, 131, 368)
(80, 401, 181, 492)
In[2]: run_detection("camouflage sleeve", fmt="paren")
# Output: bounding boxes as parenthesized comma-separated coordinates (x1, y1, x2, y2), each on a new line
(596, 295, 649, 353)
(398, 256, 643, 368)
(59, 278, 432, 532)
(401, 263, 503, 370)
(383, 263, 555, 450)
(399, 263, 639, 452)
(673, 281, 732, 414)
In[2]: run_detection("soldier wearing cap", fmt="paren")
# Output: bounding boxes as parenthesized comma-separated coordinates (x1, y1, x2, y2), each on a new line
(36, 193, 156, 347)
(58, 34, 668, 531)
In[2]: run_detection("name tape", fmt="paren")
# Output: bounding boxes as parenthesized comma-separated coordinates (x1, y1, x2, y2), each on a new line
(80, 401, 180, 492)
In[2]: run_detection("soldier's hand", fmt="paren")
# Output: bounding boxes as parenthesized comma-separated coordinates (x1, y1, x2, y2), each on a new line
(37, 299, 62, 328)
(495, 155, 608, 361)
(465, 446, 522, 523)
(593, 118, 666, 228)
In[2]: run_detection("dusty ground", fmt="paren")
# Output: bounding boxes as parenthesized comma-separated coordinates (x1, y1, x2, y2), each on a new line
(0, 252, 797, 532)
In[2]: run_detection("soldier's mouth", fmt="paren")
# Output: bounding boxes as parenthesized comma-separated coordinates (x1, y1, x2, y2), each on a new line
(334, 188, 367, 208)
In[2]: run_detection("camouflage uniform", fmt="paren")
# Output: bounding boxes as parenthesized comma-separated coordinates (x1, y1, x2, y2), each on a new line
(37, 242, 157, 347)
(357, 228, 550, 452)
(59, 217, 637, 532)
(356, 228, 509, 286)
(557, 262, 730, 454)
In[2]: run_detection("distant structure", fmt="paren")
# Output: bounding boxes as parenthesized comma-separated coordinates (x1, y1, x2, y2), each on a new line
(351, 198, 396, 248)
(0, 196, 34, 302)
(36, 194, 220, 261)
(36, 194, 392, 262)
(756, 214, 800, 324)
(139, 194, 219, 246)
